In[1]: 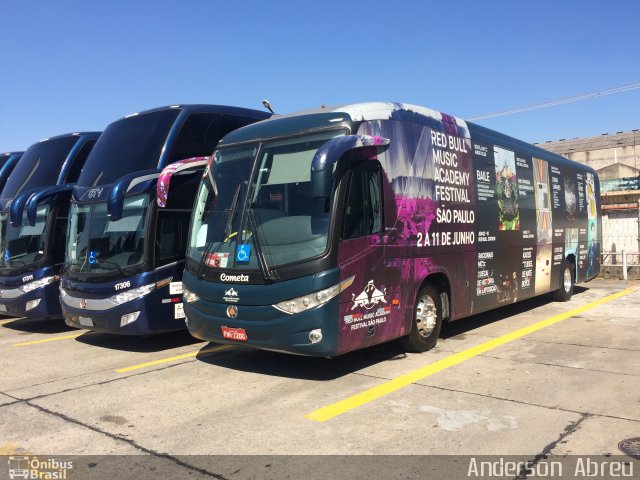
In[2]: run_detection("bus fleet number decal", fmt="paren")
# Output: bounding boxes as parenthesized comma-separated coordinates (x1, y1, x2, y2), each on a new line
(115, 281, 131, 291)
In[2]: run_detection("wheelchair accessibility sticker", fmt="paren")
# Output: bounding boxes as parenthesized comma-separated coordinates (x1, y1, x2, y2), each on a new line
(88, 250, 98, 265)
(236, 244, 251, 263)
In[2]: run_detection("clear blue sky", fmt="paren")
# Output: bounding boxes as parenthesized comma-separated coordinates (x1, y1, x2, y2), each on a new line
(2, 1, 639, 151)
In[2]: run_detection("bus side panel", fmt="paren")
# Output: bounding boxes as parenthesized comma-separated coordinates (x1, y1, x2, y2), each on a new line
(348, 117, 475, 333)
(544, 162, 600, 287)
(338, 115, 601, 353)
(584, 169, 601, 281)
(470, 143, 540, 315)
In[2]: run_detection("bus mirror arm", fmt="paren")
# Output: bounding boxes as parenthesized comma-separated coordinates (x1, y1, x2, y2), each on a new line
(25, 184, 74, 226)
(107, 169, 161, 221)
(9, 185, 51, 227)
(310, 135, 390, 198)
(157, 156, 210, 208)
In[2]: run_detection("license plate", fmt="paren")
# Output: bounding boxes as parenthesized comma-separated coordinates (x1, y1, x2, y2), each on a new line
(221, 326, 247, 342)
(78, 316, 94, 327)
(0, 304, 6, 312)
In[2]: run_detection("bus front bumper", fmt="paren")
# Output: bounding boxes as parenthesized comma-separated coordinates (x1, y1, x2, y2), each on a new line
(60, 293, 182, 335)
(183, 297, 340, 357)
(0, 280, 61, 318)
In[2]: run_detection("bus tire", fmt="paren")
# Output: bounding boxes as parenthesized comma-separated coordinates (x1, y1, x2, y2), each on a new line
(553, 260, 575, 302)
(399, 284, 443, 352)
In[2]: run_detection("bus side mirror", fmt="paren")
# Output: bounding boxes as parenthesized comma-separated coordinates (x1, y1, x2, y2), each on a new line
(107, 169, 160, 221)
(310, 135, 390, 198)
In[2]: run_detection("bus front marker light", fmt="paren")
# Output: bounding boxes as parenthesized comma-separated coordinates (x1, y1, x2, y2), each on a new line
(309, 329, 322, 344)
(109, 283, 156, 305)
(120, 311, 140, 327)
(26, 299, 41, 311)
(18, 276, 55, 293)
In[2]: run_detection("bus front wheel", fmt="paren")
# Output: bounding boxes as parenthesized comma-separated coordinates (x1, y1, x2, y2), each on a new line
(553, 260, 575, 302)
(399, 284, 444, 352)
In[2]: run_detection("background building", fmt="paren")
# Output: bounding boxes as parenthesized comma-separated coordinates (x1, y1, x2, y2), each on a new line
(535, 130, 640, 278)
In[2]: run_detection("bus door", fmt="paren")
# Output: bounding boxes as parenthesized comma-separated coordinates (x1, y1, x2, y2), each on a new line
(336, 162, 402, 354)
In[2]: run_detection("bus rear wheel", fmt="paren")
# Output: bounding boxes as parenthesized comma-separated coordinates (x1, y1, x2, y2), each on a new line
(399, 284, 443, 352)
(553, 260, 575, 302)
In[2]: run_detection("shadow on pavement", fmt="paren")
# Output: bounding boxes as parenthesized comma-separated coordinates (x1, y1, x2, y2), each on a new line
(75, 329, 202, 353)
(1, 316, 75, 334)
(195, 286, 591, 380)
(441, 285, 588, 339)
(196, 340, 408, 381)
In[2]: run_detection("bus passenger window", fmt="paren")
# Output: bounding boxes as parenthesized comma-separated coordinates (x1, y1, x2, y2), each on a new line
(155, 211, 190, 266)
(342, 167, 382, 240)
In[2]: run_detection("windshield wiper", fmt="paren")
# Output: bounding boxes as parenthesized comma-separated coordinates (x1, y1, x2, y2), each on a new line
(92, 258, 129, 277)
(247, 208, 276, 281)
(224, 183, 243, 242)
(197, 183, 243, 279)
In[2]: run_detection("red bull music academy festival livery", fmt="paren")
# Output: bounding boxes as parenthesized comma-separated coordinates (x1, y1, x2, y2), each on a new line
(182, 102, 601, 356)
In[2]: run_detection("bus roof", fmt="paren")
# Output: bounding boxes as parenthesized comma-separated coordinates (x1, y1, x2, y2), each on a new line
(73, 104, 270, 189)
(219, 102, 466, 146)
(0, 132, 100, 203)
(35, 132, 101, 143)
(117, 104, 271, 122)
(219, 101, 596, 176)
(466, 122, 598, 176)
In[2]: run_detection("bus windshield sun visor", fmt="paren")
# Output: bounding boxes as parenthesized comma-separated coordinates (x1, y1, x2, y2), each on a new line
(107, 169, 160, 221)
(310, 134, 390, 198)
(157, 156, 210, 208)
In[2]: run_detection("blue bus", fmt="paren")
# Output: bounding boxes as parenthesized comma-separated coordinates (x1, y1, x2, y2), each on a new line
(0, 133, 100, 318)
(181, 102, 601, 356)
(60, 105, 271, 335)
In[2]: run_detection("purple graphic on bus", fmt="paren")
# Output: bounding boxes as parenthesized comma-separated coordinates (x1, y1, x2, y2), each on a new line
(157, 156, 209, 208)
(336, 112, 474, 354)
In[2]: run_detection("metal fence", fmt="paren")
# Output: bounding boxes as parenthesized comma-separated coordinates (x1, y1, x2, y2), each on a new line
(602, 250, 640, 266)
(600, 207, 639, 278)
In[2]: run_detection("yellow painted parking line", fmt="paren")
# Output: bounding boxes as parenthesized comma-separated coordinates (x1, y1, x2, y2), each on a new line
(306, 286, 638, 422)
(116, 345, 234, 373)
(0, 318, 18, 325)
(12, 332, 85, 347)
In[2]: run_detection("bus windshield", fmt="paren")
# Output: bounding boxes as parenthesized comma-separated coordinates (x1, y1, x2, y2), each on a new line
(67, 194, 150, 273)
(188, 130, 344, 272)
(76, 109, 180, 187)
(0, 205, 49, 271)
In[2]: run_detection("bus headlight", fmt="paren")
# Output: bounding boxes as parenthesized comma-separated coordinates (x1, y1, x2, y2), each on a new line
(121, 311, 141, 326)
(183, 286, 199, 303)
(26, 299, 41, 311)
(273, 276, 354, 315)
(109, 283, 155, 305)
(19, 276, 55, 293)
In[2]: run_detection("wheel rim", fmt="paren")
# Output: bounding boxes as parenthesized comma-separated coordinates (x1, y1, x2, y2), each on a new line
(415, 294, 438, 338)
(563, 267, 572, 292)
